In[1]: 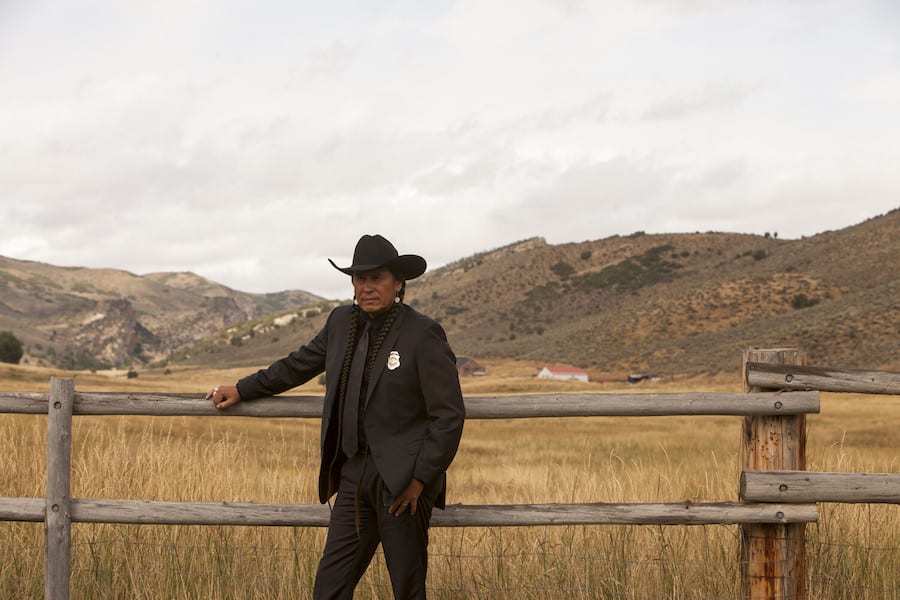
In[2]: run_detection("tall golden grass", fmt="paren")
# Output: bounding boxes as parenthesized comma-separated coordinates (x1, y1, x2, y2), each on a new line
(1, 363, 898, 599)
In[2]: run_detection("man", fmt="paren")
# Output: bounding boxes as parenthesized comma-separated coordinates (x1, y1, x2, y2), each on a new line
(207, 234, 465, 599)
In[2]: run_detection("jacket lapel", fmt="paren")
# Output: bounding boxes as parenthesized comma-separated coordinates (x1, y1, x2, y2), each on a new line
(364, 305, 407, 406)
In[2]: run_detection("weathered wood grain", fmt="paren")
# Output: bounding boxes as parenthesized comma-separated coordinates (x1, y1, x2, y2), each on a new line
(0, 391, 50, 414)
(463, 392, 819, 417)
(46, 377, 74, 600)
(747, 362, 900, 395)
(0, 497, 45, 521)
(432, 502, 817, 526)
(742, 470, 900, 504)
(741, 348, 808, 600)
(0, 390, 820, 418)
(0, 499, 809, 527)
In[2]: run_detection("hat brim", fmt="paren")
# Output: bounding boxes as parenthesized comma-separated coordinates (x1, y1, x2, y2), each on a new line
(329, 254, 427, 280)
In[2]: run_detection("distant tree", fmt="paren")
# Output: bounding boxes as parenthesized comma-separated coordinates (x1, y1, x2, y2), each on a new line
(0, 331, 24, 364)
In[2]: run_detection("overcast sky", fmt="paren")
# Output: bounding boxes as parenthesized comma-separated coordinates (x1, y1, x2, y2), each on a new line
(1, 1, 898, 299)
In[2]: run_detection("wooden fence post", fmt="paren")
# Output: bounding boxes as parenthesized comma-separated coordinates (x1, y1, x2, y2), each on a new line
(46, 377, 74, 600)
(741, 349, 807, 600)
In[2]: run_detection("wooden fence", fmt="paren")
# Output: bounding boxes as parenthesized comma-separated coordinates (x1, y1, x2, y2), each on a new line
(1, 348, 899, 600)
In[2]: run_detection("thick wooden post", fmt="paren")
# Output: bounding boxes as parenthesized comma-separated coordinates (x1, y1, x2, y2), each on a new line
(741, 349, 807, 600)
(46, 377, 74, 600)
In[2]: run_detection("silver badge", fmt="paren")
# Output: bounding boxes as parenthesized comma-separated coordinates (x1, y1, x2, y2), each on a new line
(387, 351, 401, 370)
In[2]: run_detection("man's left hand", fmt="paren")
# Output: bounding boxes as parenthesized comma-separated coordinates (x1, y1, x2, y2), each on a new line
(389, 478, 425, 516)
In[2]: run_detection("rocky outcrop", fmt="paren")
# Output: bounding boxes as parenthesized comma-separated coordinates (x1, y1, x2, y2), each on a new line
(0, 258, 325, 368)
(74, 299, 161, 365)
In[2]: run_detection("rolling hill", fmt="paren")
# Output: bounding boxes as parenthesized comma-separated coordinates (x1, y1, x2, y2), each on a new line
(0, 258, 323, 369)
(1, 208, 897, 378)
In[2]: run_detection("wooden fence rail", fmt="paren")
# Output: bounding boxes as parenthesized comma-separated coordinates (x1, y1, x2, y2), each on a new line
(746, 362, 900, 395)
(741, 470, 900, 504)
(0, 390, 820, 417)
(2, 349, 898, 600)
(0, 496, 818, 527)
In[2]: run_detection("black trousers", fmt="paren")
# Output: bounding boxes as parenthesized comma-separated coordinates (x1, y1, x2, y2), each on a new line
(313, 452, 435, 600)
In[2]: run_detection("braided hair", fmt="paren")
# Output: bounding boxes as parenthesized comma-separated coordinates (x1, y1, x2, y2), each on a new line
(334, 302, 362, 451)
(333, 280, 404, 459)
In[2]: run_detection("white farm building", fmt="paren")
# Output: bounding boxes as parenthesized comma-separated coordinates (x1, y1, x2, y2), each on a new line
(537, 365, 589, 382)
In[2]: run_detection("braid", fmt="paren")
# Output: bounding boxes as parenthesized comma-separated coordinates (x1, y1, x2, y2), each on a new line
(334, 298, 400, 462)
(364, 301, 400, 383)
(334, 303, 361, 446)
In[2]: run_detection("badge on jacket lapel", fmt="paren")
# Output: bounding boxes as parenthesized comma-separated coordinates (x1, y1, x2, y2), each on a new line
(387, 350, 401, 370)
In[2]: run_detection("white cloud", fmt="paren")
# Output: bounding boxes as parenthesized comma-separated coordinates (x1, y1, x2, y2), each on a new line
(0, 0, 898, 298)
(640, 84, 755, 122)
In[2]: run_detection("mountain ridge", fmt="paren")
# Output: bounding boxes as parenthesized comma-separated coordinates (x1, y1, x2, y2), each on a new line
(1, 208, 897, 376)
(0, 257, 324, 369)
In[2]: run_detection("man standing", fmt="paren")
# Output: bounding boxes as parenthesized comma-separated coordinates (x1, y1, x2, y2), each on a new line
(208, 234, 465, 599)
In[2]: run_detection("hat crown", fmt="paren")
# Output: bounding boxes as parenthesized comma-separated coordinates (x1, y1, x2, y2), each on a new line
(352, 234, 399, 267)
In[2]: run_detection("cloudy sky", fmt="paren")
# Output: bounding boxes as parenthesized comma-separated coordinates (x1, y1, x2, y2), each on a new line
(1, 1, 898, 299)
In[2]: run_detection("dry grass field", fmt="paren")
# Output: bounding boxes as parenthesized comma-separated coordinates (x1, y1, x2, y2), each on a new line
(1, 362, 898, 599)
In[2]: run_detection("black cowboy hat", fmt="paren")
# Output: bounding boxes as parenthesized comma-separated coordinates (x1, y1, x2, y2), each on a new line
(329, 234, 427, 280)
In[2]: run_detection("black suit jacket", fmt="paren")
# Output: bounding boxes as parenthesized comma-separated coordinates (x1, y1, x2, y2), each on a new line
(236, 303, 465, 508)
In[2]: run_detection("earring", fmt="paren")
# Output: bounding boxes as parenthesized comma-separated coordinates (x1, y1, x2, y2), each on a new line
(353, 297, 358, 305)
(394, 294, 401, 304)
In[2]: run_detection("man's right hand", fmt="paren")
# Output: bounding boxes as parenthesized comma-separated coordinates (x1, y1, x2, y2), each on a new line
(207, 385, 241, 409)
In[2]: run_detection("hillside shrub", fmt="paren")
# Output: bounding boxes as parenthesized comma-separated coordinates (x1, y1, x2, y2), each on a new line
(525, 282, 561, 301)
(550, 261, 575, 279)
(0, 331, 23, 364)
(575, 244, 682, 292)
(791, 294, 820, 309)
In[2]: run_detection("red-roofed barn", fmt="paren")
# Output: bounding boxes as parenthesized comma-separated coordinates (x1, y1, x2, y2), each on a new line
(537, 365, 589, 382)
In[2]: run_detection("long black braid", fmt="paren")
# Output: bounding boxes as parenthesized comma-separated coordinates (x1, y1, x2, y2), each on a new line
(333, 302, 362, 461)
(334, 282, 405, 461)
